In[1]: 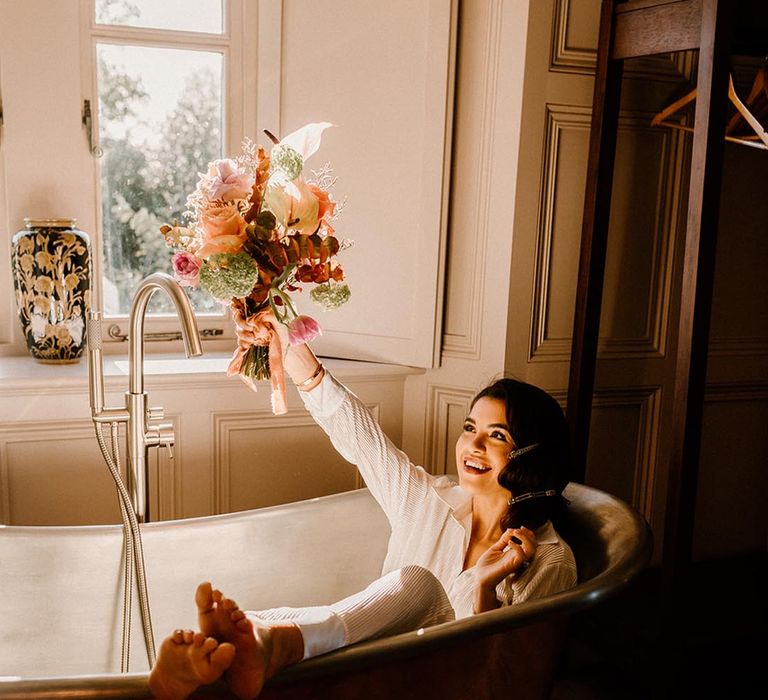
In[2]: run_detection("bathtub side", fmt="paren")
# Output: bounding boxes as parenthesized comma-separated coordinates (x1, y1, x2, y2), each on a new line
(0, 489, 390, 677)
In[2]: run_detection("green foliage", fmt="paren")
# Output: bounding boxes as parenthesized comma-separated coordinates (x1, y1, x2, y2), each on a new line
(199, 253, 260, 300)
(97, 54, 147, 122)
(99, 61, 222, 313)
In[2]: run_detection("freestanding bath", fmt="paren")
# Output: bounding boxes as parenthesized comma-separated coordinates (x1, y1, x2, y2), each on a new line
(0, 482, 651, 699)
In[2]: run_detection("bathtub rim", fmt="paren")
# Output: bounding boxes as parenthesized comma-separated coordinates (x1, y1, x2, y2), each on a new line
(0, 481, 652, 696)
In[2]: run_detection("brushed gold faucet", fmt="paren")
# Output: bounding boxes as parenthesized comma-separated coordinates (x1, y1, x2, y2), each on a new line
(88, 272, 203, 522)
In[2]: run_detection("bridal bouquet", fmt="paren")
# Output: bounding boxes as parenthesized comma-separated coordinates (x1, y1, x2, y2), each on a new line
(161, 123, 351, 413)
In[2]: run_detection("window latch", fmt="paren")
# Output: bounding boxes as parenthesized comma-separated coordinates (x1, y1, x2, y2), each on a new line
(82, 99, 104, 158)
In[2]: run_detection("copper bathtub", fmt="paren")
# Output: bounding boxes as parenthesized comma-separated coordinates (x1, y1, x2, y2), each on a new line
(0, 482, 651, 699)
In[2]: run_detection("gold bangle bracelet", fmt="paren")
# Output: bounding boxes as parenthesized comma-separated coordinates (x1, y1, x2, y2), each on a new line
(296, 362, 324, 387)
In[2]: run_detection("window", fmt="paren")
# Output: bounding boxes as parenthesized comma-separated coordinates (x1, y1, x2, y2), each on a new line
(83, 0, 250, 336)
(1, 0, 453, 366)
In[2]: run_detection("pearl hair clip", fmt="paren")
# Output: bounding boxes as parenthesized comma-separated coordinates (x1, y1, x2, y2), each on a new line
(507, 489, 557, 506)
(507, 443, 540, 461)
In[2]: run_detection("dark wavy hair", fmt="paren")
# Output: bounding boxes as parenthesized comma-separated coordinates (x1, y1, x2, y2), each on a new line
(470, 378, 571, 531)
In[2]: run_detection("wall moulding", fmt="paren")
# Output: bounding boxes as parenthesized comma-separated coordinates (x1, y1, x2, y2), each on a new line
(549, 0, 696, 81)
(544, 385, 660, 521)
(0, 416, 179, 525)
(423, 383, 475, 476)
(0, 419, 110, 524)
(709, 336, 768, 358)
(592, 385, 662, 523)
(442, 0, 503, 361)
(151, 412, 180, 522)
(703, 381, 768, 403)
(212, 405, 377, 514)
(529, 104, 684, 363)
(0, 419, 98, 524)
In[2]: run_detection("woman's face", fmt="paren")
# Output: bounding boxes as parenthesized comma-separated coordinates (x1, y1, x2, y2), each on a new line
(455, 396, 514, 500)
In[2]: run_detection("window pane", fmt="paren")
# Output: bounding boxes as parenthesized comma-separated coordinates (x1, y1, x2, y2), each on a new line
(97, 43, 223, 315)
(95, 0, 224, 34)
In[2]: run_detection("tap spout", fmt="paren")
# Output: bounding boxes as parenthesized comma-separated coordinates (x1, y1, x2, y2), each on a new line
(128, 272, 203, 394)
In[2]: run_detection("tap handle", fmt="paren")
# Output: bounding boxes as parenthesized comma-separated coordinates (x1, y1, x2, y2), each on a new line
(146, 422, 174, 452)
(87, 311, 104, 415)
(87, 311, 103, 351)
(147, 406, 165, 421)
(158, 424, 174, 462)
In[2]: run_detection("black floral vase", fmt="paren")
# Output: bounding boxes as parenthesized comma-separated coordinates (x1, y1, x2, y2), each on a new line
(11, 218, 92, 363)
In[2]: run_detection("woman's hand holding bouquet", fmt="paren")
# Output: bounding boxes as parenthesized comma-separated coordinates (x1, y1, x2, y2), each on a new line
(161, 123, 351, 414)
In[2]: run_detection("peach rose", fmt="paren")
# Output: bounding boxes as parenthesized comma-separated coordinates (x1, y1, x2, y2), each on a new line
(197, 204, 246, 258)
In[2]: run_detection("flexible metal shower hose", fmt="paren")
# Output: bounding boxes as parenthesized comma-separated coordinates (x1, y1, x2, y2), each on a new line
(94, 422, 157, 669)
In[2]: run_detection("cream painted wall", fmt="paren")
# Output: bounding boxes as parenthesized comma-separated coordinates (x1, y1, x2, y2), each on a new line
(402, 0, 529, 475)
(0, 0, 96, 356)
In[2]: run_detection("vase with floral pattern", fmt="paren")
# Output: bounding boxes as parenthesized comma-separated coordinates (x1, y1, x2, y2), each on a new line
(11, 218, 91, 363)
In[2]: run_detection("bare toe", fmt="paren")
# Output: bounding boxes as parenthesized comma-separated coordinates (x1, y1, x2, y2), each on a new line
(150, 631, 231, 700)
(195, 582, 214, 613)
(189, 636, 235, 686)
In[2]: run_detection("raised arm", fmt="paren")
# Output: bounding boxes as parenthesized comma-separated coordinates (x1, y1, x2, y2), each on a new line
(284, 344, 432, 524)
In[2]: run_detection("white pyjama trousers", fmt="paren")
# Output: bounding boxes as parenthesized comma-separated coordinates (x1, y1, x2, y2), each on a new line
(245, 565, 456, 660)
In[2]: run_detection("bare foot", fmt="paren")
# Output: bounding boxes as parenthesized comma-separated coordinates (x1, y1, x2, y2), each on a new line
(149, 629, 235, 700)
(196, 582, 269, 699)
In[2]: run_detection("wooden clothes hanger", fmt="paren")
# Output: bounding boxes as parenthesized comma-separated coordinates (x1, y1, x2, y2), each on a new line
(726, 64, 768, 136)
(651, 69, 768, 150)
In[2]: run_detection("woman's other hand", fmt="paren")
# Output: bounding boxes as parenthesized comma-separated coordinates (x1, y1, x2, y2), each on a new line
(472, 527, 537, 613)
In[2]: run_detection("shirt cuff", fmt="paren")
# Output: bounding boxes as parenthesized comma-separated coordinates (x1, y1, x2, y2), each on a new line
(298, 370, 348, 418)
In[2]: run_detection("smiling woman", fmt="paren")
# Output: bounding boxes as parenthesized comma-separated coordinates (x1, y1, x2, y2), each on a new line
(462, 379, 572, 533)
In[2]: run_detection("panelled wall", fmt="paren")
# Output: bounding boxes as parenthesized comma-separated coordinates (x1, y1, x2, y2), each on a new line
(0, 359, 411, 525)
(402, 0, 767, 563)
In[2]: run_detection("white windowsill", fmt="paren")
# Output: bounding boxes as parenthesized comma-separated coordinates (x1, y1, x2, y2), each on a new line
(0, 353, 422, 396)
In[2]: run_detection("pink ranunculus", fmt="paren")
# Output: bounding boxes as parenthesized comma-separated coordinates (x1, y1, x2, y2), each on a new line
(205, 159, 256, 202)
(287, 315, 322, 346)
(172, 252, 202, 287)
(197, 203, 247, 258)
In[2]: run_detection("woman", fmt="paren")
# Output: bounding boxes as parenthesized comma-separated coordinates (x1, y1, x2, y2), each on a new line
(149, 342, 577, 700)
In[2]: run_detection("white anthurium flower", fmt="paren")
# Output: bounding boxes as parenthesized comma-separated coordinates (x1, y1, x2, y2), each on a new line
(270, 122, 334, 182)
(264, 178, 320, 236)
(263, 182, 292, 228)
(280, 122, 334, 162)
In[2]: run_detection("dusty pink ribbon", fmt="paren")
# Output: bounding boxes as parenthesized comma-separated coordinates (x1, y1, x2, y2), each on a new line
(227, 305, 288, 415)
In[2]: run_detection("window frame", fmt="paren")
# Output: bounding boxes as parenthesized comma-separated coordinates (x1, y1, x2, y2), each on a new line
(79, 0, 253, 351)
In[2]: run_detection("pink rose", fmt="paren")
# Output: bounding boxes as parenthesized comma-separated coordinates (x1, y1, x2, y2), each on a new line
(287, 315, 322, 346)
(172, 252, 202, 287)
(197, 204, 246, 258)
(205, 159, 255, 202)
